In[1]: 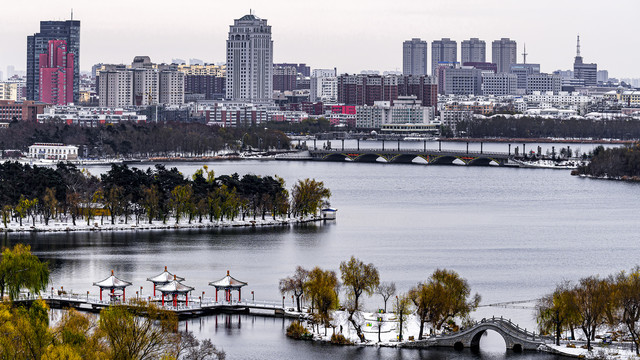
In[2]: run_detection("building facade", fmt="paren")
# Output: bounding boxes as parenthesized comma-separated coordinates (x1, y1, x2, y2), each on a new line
(509, 63, 540, 91)
(159, 70, 185, 106)
(273, 64, 297, 92)
(28, 143, 78, 160)
(225, 14, 273, 102)
(38, 40, 74, 105)
(492, 38, 517, 73)
(27, 20, 80, 103)
(0, 100, 47, 121)
(482, 73, 518, 96)
(431, 38, 458, 76)
(403, 38, 429, 76)
(310, 69, 338, 103)
(442, 67, 483, 95)
(461, 38, 486, 63)
(98, 70, 134, 107)
(526, 74, 562, 94)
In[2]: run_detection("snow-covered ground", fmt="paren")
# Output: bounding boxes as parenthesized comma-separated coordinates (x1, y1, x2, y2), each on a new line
(0, 215, 322, 233)
(544, 344, 638, 359)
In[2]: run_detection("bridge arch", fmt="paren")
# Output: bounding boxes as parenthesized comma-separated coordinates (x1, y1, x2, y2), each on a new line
(429, 155, 465, 165)
(467, 324, 525, 352)
(354, 153, 387, 163)
(389, 154, 419, 164)
(467, 157, 499, 166)
(323, 153, 349, 162)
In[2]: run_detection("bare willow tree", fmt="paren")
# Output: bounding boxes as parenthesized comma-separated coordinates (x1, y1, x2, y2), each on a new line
(376, 282, 396, 313)
(614, 268, 640, 354)
(574, 276, 612, 351)
(279, 266, 309, 312)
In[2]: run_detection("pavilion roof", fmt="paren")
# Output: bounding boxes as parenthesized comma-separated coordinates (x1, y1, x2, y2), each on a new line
(208, 270, 247, 289)
(93, 270, 132, 289)
(156, 279, 194, 294)
(147, 266, 185, 284)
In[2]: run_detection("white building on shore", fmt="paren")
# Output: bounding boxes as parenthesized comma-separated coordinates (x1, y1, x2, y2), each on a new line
(28, 143, 79, 160)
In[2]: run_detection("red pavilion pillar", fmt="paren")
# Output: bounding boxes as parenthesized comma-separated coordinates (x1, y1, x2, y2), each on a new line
(238, 288, 241, 302)
(173, 294, 177, 308)
(162, 293, 165, 307)
(154, 283, 156, 297)
(186, 293, 189, 306)
(215, 289, 218, 302)
(100, 289, 102, 301)
(123, 288, 125, 302)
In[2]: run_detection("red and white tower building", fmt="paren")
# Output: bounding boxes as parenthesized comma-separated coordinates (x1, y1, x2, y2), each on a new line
(39, 40, 74, 105)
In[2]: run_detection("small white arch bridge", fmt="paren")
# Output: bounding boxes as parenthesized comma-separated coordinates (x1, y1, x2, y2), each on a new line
(401, 317, 549, 352)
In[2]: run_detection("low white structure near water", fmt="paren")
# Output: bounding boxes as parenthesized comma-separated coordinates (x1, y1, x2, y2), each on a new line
(28, 143, 79, 160)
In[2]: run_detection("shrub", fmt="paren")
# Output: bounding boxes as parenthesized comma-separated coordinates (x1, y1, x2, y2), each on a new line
(286, 321, 309, 340)
(330, 333, 352, 345)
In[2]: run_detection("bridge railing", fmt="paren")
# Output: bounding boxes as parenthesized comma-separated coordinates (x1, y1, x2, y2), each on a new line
(311, 148, 511, 157)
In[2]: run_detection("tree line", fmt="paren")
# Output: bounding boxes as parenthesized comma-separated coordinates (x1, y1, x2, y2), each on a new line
(575, 143, 640, 179)
(0, 162, 331, 228)
(455, 116, 640, 140)
(536, 267, 640, 353)
(280, 256, 479, 343)
(0, 121, 290, 158)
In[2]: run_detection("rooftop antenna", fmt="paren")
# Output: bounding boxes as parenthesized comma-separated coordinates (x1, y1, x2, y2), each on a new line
(576, 35, 581, 57)
(522, 43, 528, 64)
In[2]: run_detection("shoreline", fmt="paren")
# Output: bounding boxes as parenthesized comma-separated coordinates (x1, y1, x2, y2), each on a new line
(0, 215, 326, 234)
(439, 137, 635, 144)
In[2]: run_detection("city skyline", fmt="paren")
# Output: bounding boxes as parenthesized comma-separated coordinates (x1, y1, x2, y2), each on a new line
(1, 0, 639, 78)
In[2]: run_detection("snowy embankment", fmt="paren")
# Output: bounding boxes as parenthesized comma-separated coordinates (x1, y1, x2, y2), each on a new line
(543, 344, 638, 360)
(0, 215, 323, 233)
(304, 310, 427, 347)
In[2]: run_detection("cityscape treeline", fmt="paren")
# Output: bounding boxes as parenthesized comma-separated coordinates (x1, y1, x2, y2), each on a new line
(280, 257, 480, 344)
(0, 121, 290, 158)
(456, 116, 640, 140)
(575, 143, 640, 179)
(0, 162, 331, 228)
(536, 267, 640, 353)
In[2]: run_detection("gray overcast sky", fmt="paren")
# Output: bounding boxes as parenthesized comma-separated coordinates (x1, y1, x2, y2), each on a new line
(2, 0, 638, 78)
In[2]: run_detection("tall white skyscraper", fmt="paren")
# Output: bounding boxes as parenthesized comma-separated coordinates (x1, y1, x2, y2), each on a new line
(492, 38, 517, 73)
(225, 13, 273, 103)
(461, 38, 486, 63)
(403, 38, 428, 76)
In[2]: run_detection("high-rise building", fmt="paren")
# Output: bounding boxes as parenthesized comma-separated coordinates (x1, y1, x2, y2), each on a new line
(27, 19, 80, 103)
(597, 70, 609, 83)
(98, 69, 133, 108)
(38, 40, 74, 105)
(403, 38, 428, 76)
(159, 70, 185, 106)
(310, 69, 338, 103)
(461, 38, 486, 64)
(397, 75, 438, 107)
(431, 38, 457, 76)
(509, 63, 540, 91)
(492, 38, 517, 73)
(133, 68, 159, 106)
(226, 13, 273, 102)
(273, 64, 297, 92)
(573, 36, 597, 86)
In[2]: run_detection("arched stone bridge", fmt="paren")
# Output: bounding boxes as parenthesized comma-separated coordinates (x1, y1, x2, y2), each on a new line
(309, 148, 512, 166)
(402, 317, 548, 352)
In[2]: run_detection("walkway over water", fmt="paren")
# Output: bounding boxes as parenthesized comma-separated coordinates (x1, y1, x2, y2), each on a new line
(14, 293, 299, 319)
(402, 316, 549, 351)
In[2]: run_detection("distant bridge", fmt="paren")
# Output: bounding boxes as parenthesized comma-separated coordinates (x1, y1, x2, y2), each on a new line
(309, 148, 514, 166)
(402, 317, 549, 352)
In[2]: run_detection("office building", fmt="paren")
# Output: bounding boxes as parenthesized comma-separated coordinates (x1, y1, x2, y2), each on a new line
(573, 36, 597, 86)
(226, 13, 273, 102)
(482, 73, 518, 96)
(526, 74, 562, 94)
(492, 38, 517, 73)
(509, 63, 540, 91)
(397, 75, 438, 107)
(38, 40, 74, 105)
(27, 19, 80, 103)
(432, 38, 457, 76)
(337, 74, 399, 106)
(403, 38, 428, 76)
(310, 69, 338, 103)
(461, 38, 486, 63)
(597, 70, 609, 83)
(276, 63, 310, 77)
(442, 66, 482, 95)
(273, 64, 297, 92)
(0, 100, 47, 121)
